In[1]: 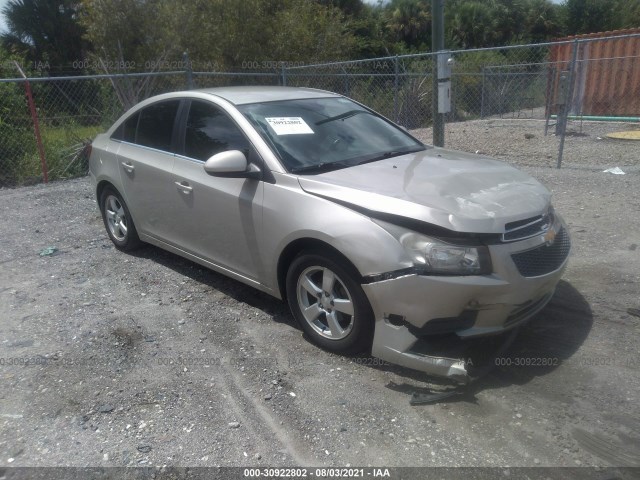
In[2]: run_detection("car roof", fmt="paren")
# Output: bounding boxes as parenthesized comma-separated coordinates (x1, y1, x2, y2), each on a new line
(193, 86, 342, 105)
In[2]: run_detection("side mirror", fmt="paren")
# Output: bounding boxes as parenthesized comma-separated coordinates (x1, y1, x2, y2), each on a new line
(203, 150, 260, 179)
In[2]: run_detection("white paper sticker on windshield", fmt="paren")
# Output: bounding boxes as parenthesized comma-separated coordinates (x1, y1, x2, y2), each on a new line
(265, 117, 314, 135)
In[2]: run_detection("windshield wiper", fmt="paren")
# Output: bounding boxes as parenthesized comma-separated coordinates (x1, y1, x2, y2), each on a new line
(289, 161, 351, 174)
(355, 147, 425, 165)
(315, 110, 372, 126)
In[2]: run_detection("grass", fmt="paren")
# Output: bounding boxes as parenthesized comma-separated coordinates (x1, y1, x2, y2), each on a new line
(31, 124, 102, 183)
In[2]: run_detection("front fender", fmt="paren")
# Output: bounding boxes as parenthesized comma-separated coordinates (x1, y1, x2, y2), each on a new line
(262, 172, 413, 292)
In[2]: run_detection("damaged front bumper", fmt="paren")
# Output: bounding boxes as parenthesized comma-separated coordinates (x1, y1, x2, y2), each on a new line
(362, 228, 570, 383)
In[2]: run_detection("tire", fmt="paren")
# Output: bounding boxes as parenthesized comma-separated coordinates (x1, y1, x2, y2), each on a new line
(99, 186, 142, 251)
(286, 251, 374, 354)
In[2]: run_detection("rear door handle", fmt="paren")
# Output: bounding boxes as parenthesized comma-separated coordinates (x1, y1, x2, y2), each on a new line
(121, 161, 134, 173)
(175, 181, 193, 193)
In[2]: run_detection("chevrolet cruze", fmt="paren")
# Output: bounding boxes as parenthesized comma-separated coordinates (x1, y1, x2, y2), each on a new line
(89, 86, 570, 382)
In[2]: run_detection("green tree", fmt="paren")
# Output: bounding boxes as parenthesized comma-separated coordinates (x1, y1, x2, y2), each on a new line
(563, 0, 619, 35)
(83, 0, 357, 71)
(615, 0, 640, 28)
(447, 1, 510, 48)
(316, 0, 365, 17)
(1, 0, 86, 72)
(350, 5, 394, 58)
(524, 0, 563, 42)
(80, 0, 173, 71)
(315, 0, 392, 58)
(268, 0, 356, 63)
(385, 0, 431, 49)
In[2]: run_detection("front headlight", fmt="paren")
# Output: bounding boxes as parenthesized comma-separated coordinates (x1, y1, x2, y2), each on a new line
(375, 220, 492, 275)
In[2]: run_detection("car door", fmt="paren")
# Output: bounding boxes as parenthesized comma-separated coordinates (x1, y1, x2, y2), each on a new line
(115, 99, 182, 243)
(171, 99, 264, 281)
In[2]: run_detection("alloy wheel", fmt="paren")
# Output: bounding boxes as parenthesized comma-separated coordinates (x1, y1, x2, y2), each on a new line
(296, 266, 355, 340)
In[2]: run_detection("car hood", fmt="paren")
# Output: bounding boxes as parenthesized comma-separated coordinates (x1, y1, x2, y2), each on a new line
(297, 147, 551, 234)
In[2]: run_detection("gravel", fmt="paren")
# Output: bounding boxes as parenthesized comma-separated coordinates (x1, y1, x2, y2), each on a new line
(412, 115, 640, 169)
(1, 134, 639, 468)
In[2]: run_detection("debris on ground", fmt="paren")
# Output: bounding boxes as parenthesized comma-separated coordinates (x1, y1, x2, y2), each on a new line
(602, 167, 626, 175)
(39, 246, 58, 256)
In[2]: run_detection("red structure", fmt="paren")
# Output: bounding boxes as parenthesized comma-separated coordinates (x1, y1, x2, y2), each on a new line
(548, 29, 640, 117)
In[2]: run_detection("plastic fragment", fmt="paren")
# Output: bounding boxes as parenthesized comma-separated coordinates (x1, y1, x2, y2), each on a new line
(39, 246, 58, 256)
(602, 167, 625, 175)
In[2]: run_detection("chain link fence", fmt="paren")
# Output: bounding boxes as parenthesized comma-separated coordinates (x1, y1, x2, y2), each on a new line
(286, 33, 640, 169)
(1, 32, 639, 187)
(0, 71, 186, 187)
(0, 69, 284, 187)
(285, 56, 433, 130)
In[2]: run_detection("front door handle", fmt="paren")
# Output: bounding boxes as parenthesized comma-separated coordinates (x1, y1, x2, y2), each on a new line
(121, 161, 135, 173)
(175, 181, 193, 193)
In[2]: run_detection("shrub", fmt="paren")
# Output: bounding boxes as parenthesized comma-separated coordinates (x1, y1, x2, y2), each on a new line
(0, 82, 38, 186)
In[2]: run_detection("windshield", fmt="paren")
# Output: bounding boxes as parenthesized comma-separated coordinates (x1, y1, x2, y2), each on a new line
(238, 97, 426, 174)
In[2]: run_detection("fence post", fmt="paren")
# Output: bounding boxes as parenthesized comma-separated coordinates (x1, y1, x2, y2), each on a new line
(15, 62, 48, 183)
(393, 55, 399, 123)
(544, 66, 556, 136)
(431, 0, 445, 147)
(281, 64, 287, 86)
(341, 66, 350, 97)
(556, 39, 579, 169)
(480, 66, 486, 118)
(183, 52, 193, 90)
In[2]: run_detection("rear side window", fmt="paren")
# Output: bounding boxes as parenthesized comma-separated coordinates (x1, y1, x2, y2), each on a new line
(122, 112, 139, 142)
(136, 100, 180, 152)
(185, 100, 249, 161)
(111, 111, 139, 142)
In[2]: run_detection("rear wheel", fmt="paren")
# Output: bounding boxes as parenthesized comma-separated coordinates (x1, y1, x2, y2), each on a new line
(286, 252, 374, 354)
(99, 187, 141, 251)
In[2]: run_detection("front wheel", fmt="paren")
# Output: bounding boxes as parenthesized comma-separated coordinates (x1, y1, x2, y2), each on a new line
(286, 252, 374, 354)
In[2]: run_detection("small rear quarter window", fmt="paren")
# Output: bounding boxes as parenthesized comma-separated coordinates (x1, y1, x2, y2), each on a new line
(111, 111, 139, 143)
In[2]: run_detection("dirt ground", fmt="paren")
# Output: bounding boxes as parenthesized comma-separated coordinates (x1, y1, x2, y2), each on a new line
(1, 133, 640, 473)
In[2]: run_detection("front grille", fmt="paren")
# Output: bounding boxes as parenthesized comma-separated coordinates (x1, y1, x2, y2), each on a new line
(511, 227, 570, 277)
(503, 211, 553, 242)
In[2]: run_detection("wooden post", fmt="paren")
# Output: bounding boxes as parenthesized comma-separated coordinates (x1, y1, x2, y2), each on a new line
(14, 62, 48, 183)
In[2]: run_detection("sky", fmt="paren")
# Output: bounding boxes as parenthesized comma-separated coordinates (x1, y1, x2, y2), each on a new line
(0, 0, 7, 33)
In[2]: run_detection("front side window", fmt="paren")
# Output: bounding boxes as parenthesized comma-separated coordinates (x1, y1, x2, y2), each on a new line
(184, 100, 249, 161)
(239, 97, 426, 173)
(135, 100, 180, 152)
